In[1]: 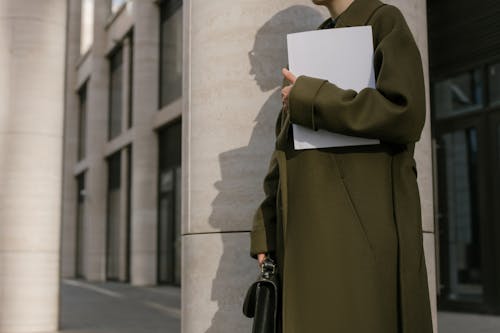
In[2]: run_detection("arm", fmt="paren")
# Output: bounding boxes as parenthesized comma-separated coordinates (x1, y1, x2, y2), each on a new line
(288, 6, 426, 145)
(249, 75, 289, 260)
(250, 148, 280, 259)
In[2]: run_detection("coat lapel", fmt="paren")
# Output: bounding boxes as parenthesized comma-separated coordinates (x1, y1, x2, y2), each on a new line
(317, 0, 385, 29)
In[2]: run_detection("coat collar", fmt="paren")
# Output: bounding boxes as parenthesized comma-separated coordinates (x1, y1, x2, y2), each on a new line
(317, 0, 385, 29)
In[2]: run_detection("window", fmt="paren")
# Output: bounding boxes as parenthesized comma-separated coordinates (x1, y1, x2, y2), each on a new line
(109, 46, 123, 140)
(111, 0, 127, 13)
(159, 0, 183, 108)
(434, 69, 483, 119)
(128, 31, 134, 129)
(80, 0, 94, 54)
(437, 128, 482, 301)
(106, 151, 121, 280)
(158, 119, 182, 285)
(488, 62, 500, 106)
(75, 173, 86, 278)
(105, 148, 132, 282)
(77, 83, 88, 161)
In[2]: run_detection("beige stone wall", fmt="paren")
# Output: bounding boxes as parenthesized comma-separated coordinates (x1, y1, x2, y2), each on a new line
(182, 0, 437, 332)
(0, 0, 67, 332)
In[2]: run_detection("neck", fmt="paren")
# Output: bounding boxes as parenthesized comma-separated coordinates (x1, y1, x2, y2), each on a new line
(325, 0, 355, 19)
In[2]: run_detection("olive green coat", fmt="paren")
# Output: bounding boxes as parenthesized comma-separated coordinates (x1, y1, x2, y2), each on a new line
(249, 0, 433, 332)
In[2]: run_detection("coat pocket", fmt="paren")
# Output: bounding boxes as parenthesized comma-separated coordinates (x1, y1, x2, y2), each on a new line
(328, 153, 377, 264)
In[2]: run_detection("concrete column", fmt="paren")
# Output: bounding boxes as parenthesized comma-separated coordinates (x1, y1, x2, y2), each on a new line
(130, 0, 160, 286)
(182, 0, 437, 332)
(0, 0, 66, 332)
(84, 0, 111, 281)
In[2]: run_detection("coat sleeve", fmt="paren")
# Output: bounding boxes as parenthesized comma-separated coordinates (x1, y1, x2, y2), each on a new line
(249, 75, 289, 260)
(287, 6, 426, 145)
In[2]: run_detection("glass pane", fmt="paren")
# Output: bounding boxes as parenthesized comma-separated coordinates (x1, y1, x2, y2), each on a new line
(106, 152, 122, 280)
(174, 165, 182, 285)
(128, 33, 134, 129)
(78, 83, 87, 161)
(158, 169, 174, 283)
(159, 0, 183, 107)
(158, 121, 182, 284)
(498, 124, 500, 160)
(109, 47, 123, 140)
(80, 0, 94, 54)
(488, 63, 500, 106)
(440, 127, 482, 301)
(107, 188, 121, 280)
(434, 69, 483, 119)
(108, 152, 121, 190)
(111, 0, 126, 13)
(76, 174, 86, 277)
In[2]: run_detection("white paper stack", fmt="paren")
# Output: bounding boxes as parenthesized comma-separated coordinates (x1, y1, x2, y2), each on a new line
(286, 25, 381, 150)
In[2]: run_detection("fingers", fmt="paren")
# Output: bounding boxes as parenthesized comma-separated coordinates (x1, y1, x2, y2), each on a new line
(282, 68, 297, 84)
(257, 253, 267, 266)
(280, 68, 296, 110)
(281, 84, 292, 107)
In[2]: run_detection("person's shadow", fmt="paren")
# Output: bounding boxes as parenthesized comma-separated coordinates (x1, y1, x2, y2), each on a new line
(205, 5, 325, 332)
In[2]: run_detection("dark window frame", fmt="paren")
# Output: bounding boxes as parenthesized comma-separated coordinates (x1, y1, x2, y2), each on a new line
(75, 172, 86, 278)
(128, 29, 134, 129)
(158, 0, 183, 109)
(77, 81, 88, 161)
(431, 57, 500, 314)
(156, 117, 182, 286)
(107, 44, 124, 141)
(105, 150, 122, 281)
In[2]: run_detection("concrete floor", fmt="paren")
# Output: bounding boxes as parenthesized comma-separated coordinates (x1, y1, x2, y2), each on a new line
(59, 279, 180, 333)
(438, 311, 500, 333)
(58, 278, 500, 333)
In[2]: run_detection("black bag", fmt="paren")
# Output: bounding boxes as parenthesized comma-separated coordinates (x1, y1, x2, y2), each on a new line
(242, 255, 280, 333)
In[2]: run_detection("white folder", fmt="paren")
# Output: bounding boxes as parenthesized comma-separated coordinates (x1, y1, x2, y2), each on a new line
(286, 25, 381, 150)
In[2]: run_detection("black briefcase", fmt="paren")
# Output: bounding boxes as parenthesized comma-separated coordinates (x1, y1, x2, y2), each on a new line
(242, 256, 279, 333)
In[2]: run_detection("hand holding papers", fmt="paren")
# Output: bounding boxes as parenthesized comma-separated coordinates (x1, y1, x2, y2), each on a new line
(286, 25, 381, 150)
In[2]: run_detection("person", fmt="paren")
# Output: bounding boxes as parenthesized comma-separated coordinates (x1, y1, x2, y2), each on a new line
(249, 0, 434, 332)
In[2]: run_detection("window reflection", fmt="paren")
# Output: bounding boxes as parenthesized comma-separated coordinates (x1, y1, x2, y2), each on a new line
(76, 173, 86, 278)
(78, 83, 87, 161)
(434, 69, 483, 119)
(158, 120, 182, 285)
(439, 127, 482, 301)
(111, 0, 127, 13)
(106, 151, 122, 280)
(159, 0, 183, 108)
(80, 0, 94, 54)
(109, 47, 123, 140)
(488, 63, 500, 106)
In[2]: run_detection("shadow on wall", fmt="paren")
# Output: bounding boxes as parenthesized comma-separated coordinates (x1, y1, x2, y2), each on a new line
(205, 5, 325, 333)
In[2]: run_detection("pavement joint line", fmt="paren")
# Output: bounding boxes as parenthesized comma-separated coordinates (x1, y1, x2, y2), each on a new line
(142, 300, 181, 319)
(63, 279, 124, 298)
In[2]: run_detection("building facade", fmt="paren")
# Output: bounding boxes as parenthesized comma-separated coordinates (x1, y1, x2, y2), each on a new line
(5, 0, 500, 332)
(61, 0, 183, 286)
(60, 0, 438, 332)
(427, 0, 500, 315)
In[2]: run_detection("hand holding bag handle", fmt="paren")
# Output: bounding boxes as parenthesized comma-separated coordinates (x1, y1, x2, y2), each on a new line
(242, 255, 279, 333)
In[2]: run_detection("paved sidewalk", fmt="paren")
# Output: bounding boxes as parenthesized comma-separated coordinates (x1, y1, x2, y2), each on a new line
(58, 279, 500, 333)
(438, 311, 500, 333)
(59, 278, 180, 333)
